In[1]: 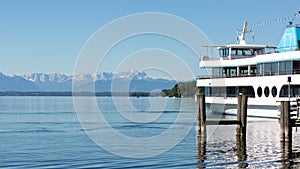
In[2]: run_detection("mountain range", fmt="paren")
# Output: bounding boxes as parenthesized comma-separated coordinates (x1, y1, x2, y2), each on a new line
(0, 70, 177, 92)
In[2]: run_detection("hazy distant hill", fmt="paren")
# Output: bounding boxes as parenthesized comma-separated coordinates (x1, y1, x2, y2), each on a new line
(0, 70, 176, 92)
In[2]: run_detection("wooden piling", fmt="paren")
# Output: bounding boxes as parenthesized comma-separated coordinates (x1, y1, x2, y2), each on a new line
(196, 93, 206, 132)
(199, 94, 206, 134)
(236, 94, 243, 123)
(195, 93, 248, 166)
(240, 94, 248, 138)
(280, 101, 292, 147)
(196, 93, 206, 143)
(236, 94, 243, 133)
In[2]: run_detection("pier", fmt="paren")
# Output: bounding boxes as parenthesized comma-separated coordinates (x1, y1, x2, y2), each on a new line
(195, 94, 300, 167)
(195, 93, 248, 168)
(196, 93, 248, 141)
(279, 99, 300, 153)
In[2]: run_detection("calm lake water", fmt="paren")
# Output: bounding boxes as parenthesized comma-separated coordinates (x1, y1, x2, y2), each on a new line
(1, 96, 300, 168)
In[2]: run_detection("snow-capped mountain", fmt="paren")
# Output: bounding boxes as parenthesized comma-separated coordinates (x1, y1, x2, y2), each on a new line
(0, 70, 176, 92)
(23, 73, 71, 83)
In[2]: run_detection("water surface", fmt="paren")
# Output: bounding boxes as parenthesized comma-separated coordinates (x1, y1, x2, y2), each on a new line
(0, 96, 300, 168)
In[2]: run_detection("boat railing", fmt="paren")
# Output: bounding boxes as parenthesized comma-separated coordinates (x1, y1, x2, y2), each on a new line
(293, 69, 300, 74)
(201, 46, 300, 61)
(197, 75, 211, 79)
(197, 70, 300, 80)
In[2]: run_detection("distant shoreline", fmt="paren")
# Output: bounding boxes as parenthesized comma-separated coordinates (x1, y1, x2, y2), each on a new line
(0, 91, 160, 97)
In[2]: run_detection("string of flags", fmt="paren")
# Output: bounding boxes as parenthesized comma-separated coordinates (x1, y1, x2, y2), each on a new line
(249, 11, 300, 27)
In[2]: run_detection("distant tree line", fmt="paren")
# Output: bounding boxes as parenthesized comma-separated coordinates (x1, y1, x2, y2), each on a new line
(160, 81, 204, 97)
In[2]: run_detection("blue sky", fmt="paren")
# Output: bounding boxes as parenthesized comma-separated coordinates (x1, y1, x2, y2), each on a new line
(0, 0, 300, 80)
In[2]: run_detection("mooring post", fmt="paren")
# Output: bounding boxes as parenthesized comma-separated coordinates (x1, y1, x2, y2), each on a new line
(236, 93, 243, 134)
(196, 93, 206, 142)
(196, 93, 201, 133)
(200, 94, 206, 134)
(280, 101, 285, 142)
(280, 101, 285, 143)
(240, 94, 248, 138)
(280, 101, 292, 149)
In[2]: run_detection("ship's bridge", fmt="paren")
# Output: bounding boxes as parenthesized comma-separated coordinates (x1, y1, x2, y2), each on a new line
(218, 44, 276, 60)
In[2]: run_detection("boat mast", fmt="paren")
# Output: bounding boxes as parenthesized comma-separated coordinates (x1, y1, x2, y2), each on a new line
(238, 21, 248, 45)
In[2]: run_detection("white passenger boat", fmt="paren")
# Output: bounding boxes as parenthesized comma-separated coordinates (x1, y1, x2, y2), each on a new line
(197, 21, 300, 118)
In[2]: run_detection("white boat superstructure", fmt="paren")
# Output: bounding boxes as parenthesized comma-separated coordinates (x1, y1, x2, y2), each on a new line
(197, 21, 300, 118)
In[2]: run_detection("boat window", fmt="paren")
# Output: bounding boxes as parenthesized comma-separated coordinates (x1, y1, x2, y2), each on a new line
(264, 86, 270, 97)
(257, 87, 262, 97)
(226, 87, 238, 97)
(219, 48, 229, 57)
(231, 49, 237, 56)
(242, 49, 252, 56)
(231, 68, 237, 76)
(223, 67, 237, 77)
(293, 61, 300, 74)
(239, 66, 248, 76)
(250, 66, 257, 76)
(286, 61, 292, 74)
(238, 86, 255, 97)
(225, 48, 229, 56)
(231, 48, 253, 57)
(279, 61, 286, 75)
(271, 86, 277, 97)
(271, 62, 278, 75)
(253, 49, 264, 55)
(208, 86, 255, 98)
(210, 87, 226, 97)
(263, 63, 271, 76)
(279, 85, 300, 97)
(257, 64, 263, 76)
(205, 87, 211, 96)
(212, 68, 222, 78)
(237, 49, 243, 55)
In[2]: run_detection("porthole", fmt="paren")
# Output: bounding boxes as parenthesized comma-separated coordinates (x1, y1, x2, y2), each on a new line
(264, 86, 270, 97)
(257, 87, 262, 97)
(271, 86, 277, 97)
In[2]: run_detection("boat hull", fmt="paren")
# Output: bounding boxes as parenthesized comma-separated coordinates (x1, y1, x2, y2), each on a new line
(206, 103, 279, 119)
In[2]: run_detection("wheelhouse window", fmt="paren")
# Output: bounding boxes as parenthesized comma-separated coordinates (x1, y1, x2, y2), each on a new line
(219, 48, 229, 58)
(231, 48, 251, 56)
(231, 48, 254, 58)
